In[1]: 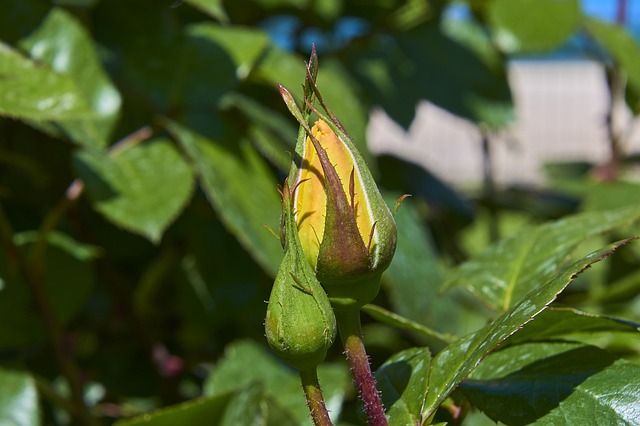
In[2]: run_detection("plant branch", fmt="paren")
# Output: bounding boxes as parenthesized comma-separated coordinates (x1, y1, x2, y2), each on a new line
(299, 368, 334, 426)
(0, 205, 97, 426)
(336, 308, 387, 426)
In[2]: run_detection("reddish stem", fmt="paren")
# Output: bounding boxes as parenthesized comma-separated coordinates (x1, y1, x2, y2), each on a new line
(300, 368, 334, 426)
(337, 309, 388, 426)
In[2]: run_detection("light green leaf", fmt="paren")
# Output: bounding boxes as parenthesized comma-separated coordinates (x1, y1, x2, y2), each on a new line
(506, 307, 640, 346)
(461, 342, 640, 425)
(0, 41, 89, 121)
(183, 0, 229, 22)
(20, 7, 121, 147)
(163, 119, 283, 276)
(13, 230, 103, 261)
(487, 0, 580, 53)
(376, 347, 431, 426)
(442, 206, 640, 312)
(0, 368, 39, 426)
(114, 393, 235, 426)
(204, 340, 350, 425)
(424, 239, 633, 419)
(74, 138, 195, 243)
(187, 24, 269, 79)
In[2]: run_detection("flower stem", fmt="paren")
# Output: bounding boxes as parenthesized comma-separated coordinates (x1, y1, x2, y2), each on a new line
(299, 368, 334, 426)
(336, 308, 387, 426)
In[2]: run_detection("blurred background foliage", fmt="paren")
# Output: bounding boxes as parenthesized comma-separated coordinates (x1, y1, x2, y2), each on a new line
(1, 0, 640, 424)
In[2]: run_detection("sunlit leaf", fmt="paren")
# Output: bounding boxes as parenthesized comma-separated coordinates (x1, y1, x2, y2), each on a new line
(183, 0, 229, 22)
(376, 347, 431, 426)
(461, 342, 640, 425)
(424, 239, 633, 419)
(0, 368, 39, 426)
(204, 340, 350, 425)
(187, 23, 269, 79)
(20, 7, 121, 147)
(506, 307, 640, 346)
(0, 41, 89, 121)
(114, 392, 235, 426)
(164, 119, 282, 276)
(487, 0, 580, 53)
(74, 138, 195, 243)
(442, 206, 640, 312)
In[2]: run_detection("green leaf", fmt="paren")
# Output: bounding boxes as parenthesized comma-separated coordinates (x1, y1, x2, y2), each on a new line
(0, 368, 39, 426)
(163, 119, 283, 276)
(218, 383, 271, 426)
(183, 0, 229, 22)
(0, 41, 89, 121)
(20, 8, 121, 147)
(0, 234, 96, 350)
(487, 0, 580, 53)
(380, 191, 477, 336)
(74, 138, 195, 243)
(204, 340, 350, 425)
(347, 22, 513, 129)
(114, 393, 235, 426)
(461, 342, 640, 425)
(506, 307, 640, 346)
(376, 347, 431, 426)
(424, 239, 633, 419)
(187, 23, 269, 79)
(442, 206, 640, 312)
(363, 304, 456, 344)
(219, 92, 296, 171)
(584, 17, 640, 106)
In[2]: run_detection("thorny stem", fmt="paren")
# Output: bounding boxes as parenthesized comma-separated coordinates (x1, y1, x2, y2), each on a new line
(300, 368, 334, 426)
(336, 308, 388, 426)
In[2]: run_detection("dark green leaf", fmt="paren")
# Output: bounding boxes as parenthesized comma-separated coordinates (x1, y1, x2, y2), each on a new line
(219, 92, 296, 171)
(164, 120, 282, 276)
(0, 368, 39, 426)
(424, 239, 633, 419)
(114, 392, 235, 426)
(0, 234, 95, 349)
(376, 347, 431, 426)
(347, 22, 513, 128)
(0, 41, 89, 121)
(204, 340, 350, 425)
(363, 304, 456, 344)
(74, 138, 195, 243)
(381, 192, 442, 322)
(487, 0, 580, 53)
(20, 8, 121, 147)
(461, 342, 640, 426)
(442, 206, 640, 312)
(506, 307, 640, 346)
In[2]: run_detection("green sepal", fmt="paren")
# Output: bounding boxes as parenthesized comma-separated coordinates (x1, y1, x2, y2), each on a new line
(265, 181, 337, 371)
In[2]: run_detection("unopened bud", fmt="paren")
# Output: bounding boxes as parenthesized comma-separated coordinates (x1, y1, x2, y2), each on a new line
(265, 181, 337, 371)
